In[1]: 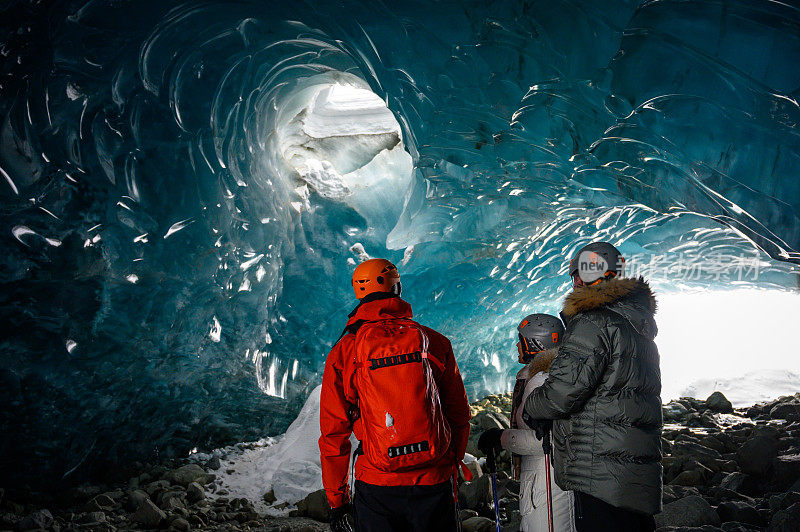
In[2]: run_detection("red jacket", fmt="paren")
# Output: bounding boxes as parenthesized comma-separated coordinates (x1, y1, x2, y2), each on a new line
(318, 296, 471, 508)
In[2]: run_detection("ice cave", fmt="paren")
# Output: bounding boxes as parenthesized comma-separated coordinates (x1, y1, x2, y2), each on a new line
(1, 0, 800, 506)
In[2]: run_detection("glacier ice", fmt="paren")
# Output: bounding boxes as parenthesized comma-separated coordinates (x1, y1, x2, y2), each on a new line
(200, 385, 325, 511)
(0, 0, 799, 485)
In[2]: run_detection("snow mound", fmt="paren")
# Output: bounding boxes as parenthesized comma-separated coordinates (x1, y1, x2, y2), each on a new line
(677, 369, 800, 408)
(207, 386, 324, 513)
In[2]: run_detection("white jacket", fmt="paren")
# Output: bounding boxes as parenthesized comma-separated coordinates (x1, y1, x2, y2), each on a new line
(502, 365, 576, 532)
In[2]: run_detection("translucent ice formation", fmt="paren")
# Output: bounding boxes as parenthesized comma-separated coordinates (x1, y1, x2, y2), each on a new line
(0, 0, 798, 485)
(275, 75, 413, 230)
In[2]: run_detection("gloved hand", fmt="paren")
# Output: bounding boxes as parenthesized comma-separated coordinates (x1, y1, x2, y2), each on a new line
(477, 428, 505, 456)
(527, 417, 553, 441)
(329, 503, 354, 532)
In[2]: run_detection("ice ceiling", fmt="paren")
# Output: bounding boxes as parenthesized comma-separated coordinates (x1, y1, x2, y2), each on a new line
(1, 0, 799, 483)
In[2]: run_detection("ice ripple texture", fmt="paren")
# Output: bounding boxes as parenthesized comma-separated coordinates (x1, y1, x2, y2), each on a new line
(0, 0, 798, 483)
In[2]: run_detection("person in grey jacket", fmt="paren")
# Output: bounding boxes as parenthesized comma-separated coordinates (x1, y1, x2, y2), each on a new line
(523, 242, 662, 532)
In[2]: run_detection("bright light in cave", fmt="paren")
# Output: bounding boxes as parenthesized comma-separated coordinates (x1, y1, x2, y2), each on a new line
(277, 81, 412, 202)
(657, 289, 800, 406)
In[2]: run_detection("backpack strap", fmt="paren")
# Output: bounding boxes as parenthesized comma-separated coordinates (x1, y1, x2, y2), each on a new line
(343, 319, 365, 337)
(345, 319, 446, 373)
(421, 351, 445, 373)
(332, 319, 365, 347)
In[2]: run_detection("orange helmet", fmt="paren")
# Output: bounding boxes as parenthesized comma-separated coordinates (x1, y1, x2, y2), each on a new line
(352, 258, 400, 299)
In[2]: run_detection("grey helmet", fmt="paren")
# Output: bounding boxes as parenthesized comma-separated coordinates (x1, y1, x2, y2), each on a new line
(517, 313, 565, 361)
(569, 241, 625, 284)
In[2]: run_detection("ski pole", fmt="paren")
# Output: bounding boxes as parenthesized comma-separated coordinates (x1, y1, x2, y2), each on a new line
(543, 430, 554, 532)
(452, 474, 463, 532)
(487, 448, 501, 532)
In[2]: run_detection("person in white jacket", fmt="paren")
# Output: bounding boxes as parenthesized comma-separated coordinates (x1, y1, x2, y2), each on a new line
(479, 314, 576, 532)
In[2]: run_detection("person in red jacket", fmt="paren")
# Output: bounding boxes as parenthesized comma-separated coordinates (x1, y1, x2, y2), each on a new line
(319, 258, 471, 532)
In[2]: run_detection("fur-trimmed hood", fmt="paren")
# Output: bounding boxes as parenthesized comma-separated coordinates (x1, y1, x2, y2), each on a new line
(562, 276, 658, 339)
(516, 347, 559, 380)
(562, 276, 657, 318)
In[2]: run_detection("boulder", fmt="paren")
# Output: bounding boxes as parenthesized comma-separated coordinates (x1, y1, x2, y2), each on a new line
(170, 517, 191, 531)
(681, 459, 714, 476)
(133, 498, 166, 528)
(721, 460, 739, 473)
(712, 432, 736, 453)
(706, 392, 734, 414)
(84, 493, 115, 512)
(125, 489, 150, 512)
(464, 460, 483, 480)
(669, 486, 702, 503)
(699, 412, 720, 428)
(654, 495, 721, 528)
(772, 454, 800, 490)
(673, 441, 722, 460)
(769, 491, 800, 513)
(19, 509, 53, 530)
(462, 516, 494, 532)
(726, 427, 753, 443)
(662, 485, 679, 505)
(295, 489, 330, 522)
(74, 511, 107, 525)
(466, 434, 482, 458)
(720, 522, 758, 532)
(144, 479, 171, 497)
(716, 500, 762, 526)
(502, 509, 522, 532)
(66, 484, 101, 504)
(771, 402, 800, 421)
(708, 487, 756, 506)
(698, 435, 727, 454)
(736, 435, 779, 478)
(475, 412, 507, 431)
(205, 456, 221, 471)
(770, 501, 800, 532)
(663, 402, 689, 421)
(685, 413, 704, 428)
(670, 470, 707, 487)
(158, 490, 185, 511)
(662, 455, 684, 482)
(459, 474, 491, 510)
(503, 478, 520, 498)
(187, 514, 205, 528)
(169, 464, 213, 487)
(780, 435, 800, 454)
(719, 472, 759, 496)
(262, 489, 276, 504)
(103, 489, 124, 500)
(662, 438, 673, 454)
(493, 412, 511, 429)
(186, 482, 205, 504)
(705, 459, 728, 474)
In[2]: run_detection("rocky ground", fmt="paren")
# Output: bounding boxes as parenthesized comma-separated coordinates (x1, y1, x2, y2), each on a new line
(3, 391, 800, 531)
(460, 391, 800, 531)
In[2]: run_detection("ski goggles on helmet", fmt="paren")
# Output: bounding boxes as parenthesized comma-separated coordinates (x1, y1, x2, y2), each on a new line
(518, 333, 545, 358)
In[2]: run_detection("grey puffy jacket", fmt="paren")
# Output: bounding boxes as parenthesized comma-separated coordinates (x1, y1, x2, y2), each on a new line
(523, 276, 662, 515)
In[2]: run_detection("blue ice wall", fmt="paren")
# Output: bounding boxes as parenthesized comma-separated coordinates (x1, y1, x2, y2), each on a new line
(0, 0, 798, 483)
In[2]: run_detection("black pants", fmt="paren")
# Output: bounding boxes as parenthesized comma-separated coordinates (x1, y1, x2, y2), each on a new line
(352, 479, 457, 532)
(575, 492, 656, 532)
